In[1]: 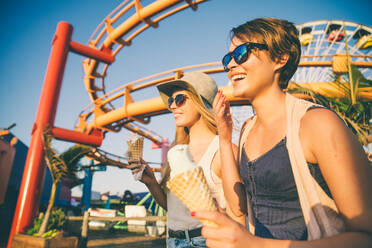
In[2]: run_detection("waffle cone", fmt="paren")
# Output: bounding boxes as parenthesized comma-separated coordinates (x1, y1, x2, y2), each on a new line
(167, 167, 217, 227)
(127, 137, 144, 161)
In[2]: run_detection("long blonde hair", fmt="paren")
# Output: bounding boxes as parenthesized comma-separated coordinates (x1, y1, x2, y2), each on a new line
(161, 89, 217, 185)
(175, 90, 217, 144)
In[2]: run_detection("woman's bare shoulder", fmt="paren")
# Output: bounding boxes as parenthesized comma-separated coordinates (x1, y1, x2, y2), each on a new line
(301, 107, 346, 136)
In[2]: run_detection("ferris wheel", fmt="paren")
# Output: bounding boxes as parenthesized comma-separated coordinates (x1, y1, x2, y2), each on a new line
(294, 20, 372, 83)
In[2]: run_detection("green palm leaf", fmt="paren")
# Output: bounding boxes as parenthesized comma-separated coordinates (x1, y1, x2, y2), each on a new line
(288, 67, 371, 145)
(38, 128, 93, 236)
(42, 131, 68, 183)
(60, 144, 92, 178)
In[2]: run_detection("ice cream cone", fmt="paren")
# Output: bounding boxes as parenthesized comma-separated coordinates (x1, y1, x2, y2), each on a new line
(167, 166, 218, 227)
(127, 136, 144, 162)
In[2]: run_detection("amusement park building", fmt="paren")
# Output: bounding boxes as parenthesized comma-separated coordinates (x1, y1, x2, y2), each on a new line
(0, 132, 74, 244)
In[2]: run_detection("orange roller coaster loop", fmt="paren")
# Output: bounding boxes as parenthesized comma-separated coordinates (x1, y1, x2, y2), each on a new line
(75, 1, 372, 145)
(82, 0, 208, 105)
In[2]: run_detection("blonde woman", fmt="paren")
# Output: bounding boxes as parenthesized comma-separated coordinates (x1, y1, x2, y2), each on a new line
(137, 71, 244, 248)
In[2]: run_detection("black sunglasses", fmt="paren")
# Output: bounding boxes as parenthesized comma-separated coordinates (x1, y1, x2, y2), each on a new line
(222, 42, 268, 72)
(168, 94, 188, 108)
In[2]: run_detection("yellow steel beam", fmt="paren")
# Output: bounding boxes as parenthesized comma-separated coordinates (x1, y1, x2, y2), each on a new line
(86, 83, 372, 131)
(298, 61, 372, 68)
(287, 82, 372, 100)
(87, 97, 165, 131)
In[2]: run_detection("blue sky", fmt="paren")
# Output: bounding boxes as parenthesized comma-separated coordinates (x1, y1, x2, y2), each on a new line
(1, 0, 371, 196)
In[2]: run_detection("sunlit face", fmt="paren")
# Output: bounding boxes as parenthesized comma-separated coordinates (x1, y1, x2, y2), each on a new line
(226, 37, 278, 100)
(169, 90, 201, 128)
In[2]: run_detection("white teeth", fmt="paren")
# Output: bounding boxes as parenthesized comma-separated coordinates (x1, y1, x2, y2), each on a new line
(232, 74, 246, 81)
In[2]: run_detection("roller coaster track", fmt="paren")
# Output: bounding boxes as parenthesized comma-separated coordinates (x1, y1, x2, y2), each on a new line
(75, 1, 372, 146)
(79, 0, 207, 136)
(72, 1, 372, 166)
(72, 0, 210, 169)
(86, 146, 162, 172)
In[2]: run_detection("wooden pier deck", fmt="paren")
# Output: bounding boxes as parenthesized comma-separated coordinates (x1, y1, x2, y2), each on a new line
(86, 229, 165, 248)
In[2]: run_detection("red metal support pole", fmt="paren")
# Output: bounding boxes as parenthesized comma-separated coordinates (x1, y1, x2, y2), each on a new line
(69, 41, 115, 64)
(7, 22, 73, 247)
(51, 127, 103, 146)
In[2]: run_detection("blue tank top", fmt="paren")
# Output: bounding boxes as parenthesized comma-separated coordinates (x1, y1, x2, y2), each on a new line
(239, 137, 331, 240)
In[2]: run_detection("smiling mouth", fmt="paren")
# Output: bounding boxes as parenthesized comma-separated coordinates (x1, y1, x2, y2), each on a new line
(231, 74, 246, 82)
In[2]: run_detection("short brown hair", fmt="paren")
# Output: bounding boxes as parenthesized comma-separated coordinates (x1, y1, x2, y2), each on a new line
(231, 18, 301, 89)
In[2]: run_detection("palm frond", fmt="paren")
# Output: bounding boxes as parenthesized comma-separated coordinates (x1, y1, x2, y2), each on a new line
(60, 145, 92, 179)
(350, 64, 372, 88)
(60, 145, 92, 168)
(40, 129, 91, 235)
(288, 74, 371, 146)
(42, 131, 68, 183)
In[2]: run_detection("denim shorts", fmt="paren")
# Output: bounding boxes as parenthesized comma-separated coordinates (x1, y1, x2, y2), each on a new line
(167, 236, 207, 248)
